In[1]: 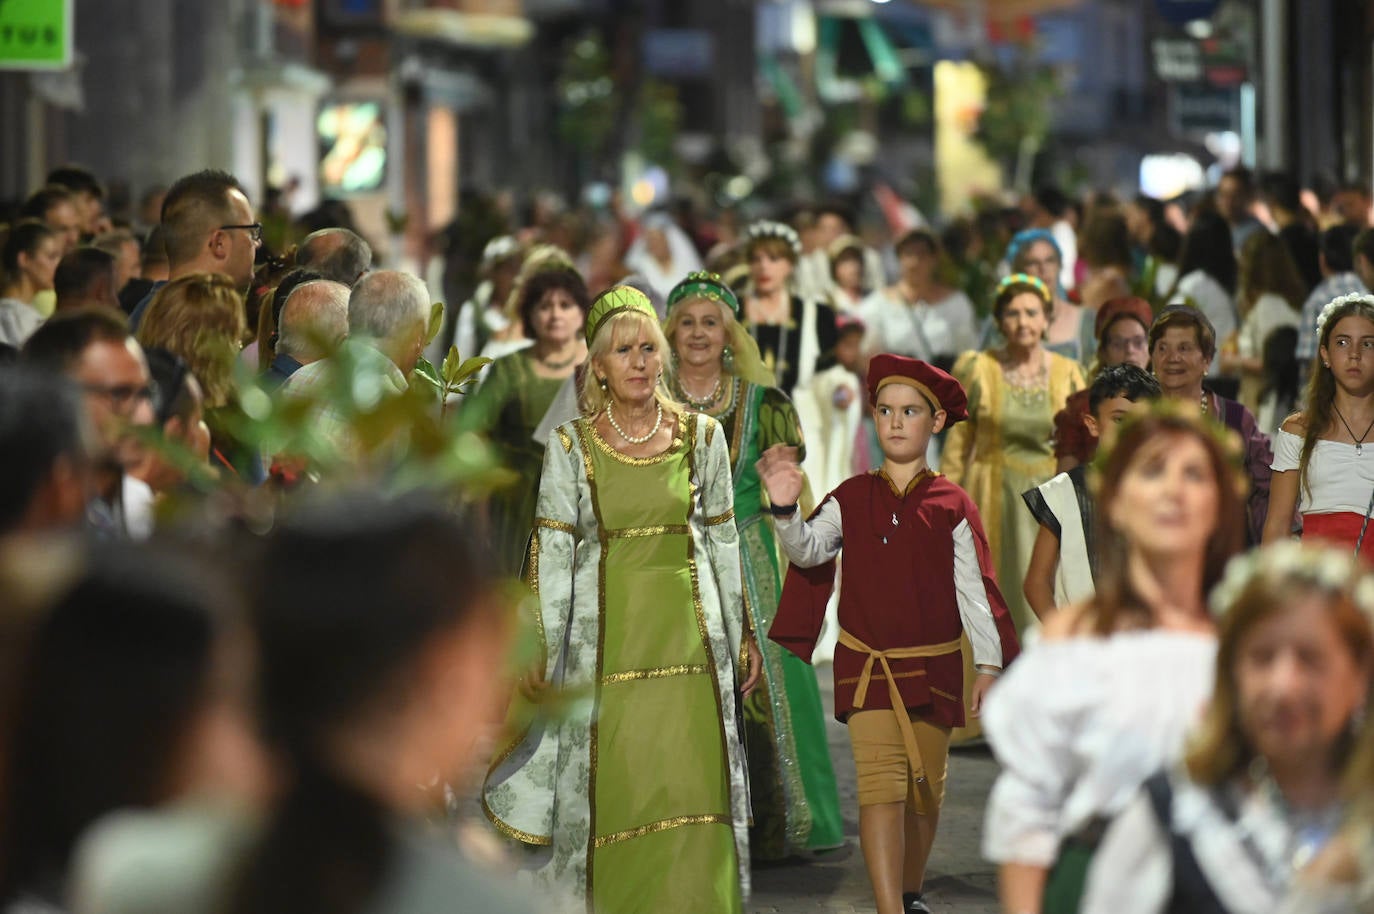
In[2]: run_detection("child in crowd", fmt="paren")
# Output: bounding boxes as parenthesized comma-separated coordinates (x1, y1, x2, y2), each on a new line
(1022, 364, 1162, 618)
(760, 354, 1021, 914)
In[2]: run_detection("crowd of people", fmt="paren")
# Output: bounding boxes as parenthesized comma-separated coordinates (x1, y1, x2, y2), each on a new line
(4, 159, 1374, 914)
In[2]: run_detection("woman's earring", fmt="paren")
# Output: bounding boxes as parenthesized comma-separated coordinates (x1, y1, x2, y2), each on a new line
(671, 348, 680, 366)
(598, 375, 608, 390)
(722, 345, 735, 372)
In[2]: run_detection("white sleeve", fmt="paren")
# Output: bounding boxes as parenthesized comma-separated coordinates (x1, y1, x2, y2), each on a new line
(946, 292, 979, 355)
(1080, 791, 1173, 914)
(952, 518, 1003, 669)
(772, 498, 843, 567)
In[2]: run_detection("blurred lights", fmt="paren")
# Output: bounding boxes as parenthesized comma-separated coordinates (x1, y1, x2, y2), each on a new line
(725, 175, 754, 200)
(1139, 153, 1206, 200)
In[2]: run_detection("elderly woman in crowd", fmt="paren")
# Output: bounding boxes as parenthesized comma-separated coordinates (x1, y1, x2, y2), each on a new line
(1149, 305, 1272, 543)
(1006, 228, 1096, 364)
(859, 228, 978, 372)
(1083, 541, 1373, 913)
(942, 275, 1085, 640)
(458, 265, 589, 575)
(982, 404, 1247, 914)
(663, 271, 843, 860)
(484, 286, 761, 913)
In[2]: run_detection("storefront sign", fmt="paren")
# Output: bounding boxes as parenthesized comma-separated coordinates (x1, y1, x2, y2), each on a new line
(0, 0, 72, 70)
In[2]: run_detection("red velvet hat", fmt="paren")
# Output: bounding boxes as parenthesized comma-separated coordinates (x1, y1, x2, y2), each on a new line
(1095, 295, 1155, 340)
(866, 353, 969, 424)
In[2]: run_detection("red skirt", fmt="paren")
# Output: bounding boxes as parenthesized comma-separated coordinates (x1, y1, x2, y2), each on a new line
(1302, 512, 1372, 559)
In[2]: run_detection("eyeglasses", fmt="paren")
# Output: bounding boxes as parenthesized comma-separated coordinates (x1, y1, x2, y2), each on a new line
(82, 382, 158, 412)
(219, 222, 263, 244)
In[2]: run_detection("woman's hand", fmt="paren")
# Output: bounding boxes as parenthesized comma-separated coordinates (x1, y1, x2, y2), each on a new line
(755, 444, 804, 509)
(742, 637, 763, 696)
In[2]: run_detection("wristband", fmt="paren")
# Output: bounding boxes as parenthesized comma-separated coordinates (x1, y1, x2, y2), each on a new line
(768, 502, 799, 517)
(975, 665, 1002, 677)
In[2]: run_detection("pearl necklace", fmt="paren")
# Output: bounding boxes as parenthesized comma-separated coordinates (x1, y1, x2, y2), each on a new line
(677, 375, 723, 409)
(607, 402, 663, 444)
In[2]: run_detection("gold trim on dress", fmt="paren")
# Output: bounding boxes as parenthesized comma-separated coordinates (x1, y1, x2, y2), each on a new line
(535, 517, 577, 535)
(557, 425, 573, 453)
(604, 524, 691, 539)
(585, 411, 688, 466)
(704, 508, 735, 526)
(602, 663, 709, 684)
(482, 796, 554, 847)
(705, 418, 717, 446)
(592, 814, 732, 849)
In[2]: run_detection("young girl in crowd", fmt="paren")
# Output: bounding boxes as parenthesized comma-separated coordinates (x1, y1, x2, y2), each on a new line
(1265, 292, 1374, 556)
(764, 354, 1020, 914)
(1084, 541, 1373, 913)
(982, 404, 1247, 914)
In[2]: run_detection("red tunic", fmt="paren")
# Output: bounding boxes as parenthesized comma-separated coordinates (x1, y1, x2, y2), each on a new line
(769, 471, 1021, 728)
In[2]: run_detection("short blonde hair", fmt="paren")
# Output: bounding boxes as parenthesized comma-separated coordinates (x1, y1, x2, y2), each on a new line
(580, 309, 681, 418)
(136, 272, 246, 409)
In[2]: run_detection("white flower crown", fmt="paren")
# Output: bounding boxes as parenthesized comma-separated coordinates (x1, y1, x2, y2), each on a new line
(1315, 292, 1374, 339)
(1209, 540, 1374, 621)
(745, 220, 803, 258)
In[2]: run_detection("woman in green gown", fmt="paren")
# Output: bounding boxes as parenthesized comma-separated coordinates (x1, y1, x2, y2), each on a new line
(664, 272, 844, 861)
(458, 266, 589, 575)
(483, 287, 763, 913)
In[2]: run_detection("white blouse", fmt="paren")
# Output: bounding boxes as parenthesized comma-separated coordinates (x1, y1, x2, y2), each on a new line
(857, 287, 978, 363)
(1272, 429, 1374, 516)
(981, 630, 1217, 866)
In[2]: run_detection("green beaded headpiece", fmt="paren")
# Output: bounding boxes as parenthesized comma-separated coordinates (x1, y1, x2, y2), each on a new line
(586, 285, 658, 344)
(666, 271, 741, 316)
(996, 272, 1051, 304)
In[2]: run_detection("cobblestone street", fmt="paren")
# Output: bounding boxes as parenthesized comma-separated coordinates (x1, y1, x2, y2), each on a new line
(749, 664, 1000, 913)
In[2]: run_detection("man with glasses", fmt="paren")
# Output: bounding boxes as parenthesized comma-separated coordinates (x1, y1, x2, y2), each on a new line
(129, 169, 260, 331)
(22, 308, 158, 538)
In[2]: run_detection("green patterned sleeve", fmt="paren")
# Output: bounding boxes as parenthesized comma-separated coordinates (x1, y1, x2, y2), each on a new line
(756, 385, 807, 463)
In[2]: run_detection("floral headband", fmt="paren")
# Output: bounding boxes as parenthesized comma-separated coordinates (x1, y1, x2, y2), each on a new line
(745, 220, 803, 259)
(996, 272, 1051, 304)
(1316, 292, 1374, 339)
(1208, 540, 1374, 621)
(666, 271, 741, 316)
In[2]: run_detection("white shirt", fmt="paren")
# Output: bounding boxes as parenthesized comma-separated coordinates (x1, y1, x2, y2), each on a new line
(981, 630, 1217, 865)
(858, 287, 978, 363)
(0, 297, 43, 347)
(1238, 292, 1300, 362)
(1175, 270, 1237, 373)
(1272, 429, 1374, 516)
(772, 499, 1004, 669)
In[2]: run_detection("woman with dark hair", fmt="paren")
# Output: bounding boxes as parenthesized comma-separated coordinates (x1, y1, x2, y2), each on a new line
(0, 539, 261, 913)
(228, 495, 530, 914)
(742, 220, 838, 393)
(1264, 293, 1374, 554)
(1076, 210, 1135, 312)
(130, 347, 212, 497)
(942, 275, 1085, 638)
(982, 404, 1248, 914)
(1083, 541, 1373, 912)
(859, 228, 977, 372)
(458, 265, 590, 574)
(0, 220, 61, 346)
(1171, 211, 1239, 372)
(1220, 231, 1306, 430)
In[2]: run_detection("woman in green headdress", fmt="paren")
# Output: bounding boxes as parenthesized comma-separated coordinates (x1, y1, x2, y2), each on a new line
(664, 271, 845, 861)
(483, 286, 763, 913)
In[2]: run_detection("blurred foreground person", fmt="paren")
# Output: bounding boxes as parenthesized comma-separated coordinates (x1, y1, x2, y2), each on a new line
(0, 365, 92, 537)
(226, 495, 534, 914)
(1083, 542, 1373, 912)
(0, 538, 263, 914)
(982, 404, 1247, 914)
(484, 288, 760, 913)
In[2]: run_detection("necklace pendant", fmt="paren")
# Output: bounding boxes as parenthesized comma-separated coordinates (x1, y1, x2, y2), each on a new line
(891, 512, 899, 526)
(881, 536, 888, 545)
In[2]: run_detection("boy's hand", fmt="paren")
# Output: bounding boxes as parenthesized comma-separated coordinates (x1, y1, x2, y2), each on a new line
(969, 671, 999, 717)
(742, 638, 763, 696)
(755, 444, 804, 510)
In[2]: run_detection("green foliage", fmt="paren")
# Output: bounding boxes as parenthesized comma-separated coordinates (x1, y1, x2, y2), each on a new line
(557, 32, 617, 156)
(973, 45, 1062, 170)
(638, 79, 683, 174)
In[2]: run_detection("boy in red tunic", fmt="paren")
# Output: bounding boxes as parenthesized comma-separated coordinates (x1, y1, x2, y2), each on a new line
(760, 354, 1020, 914)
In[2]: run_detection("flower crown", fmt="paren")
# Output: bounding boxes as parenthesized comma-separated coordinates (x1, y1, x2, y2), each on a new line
(745, 220, 803, 259)
(666, 271, 741, 315)
(996, 272, 1051, 304)
(1315, 292, 1374, 339)
(1208, 540, 1374, 621)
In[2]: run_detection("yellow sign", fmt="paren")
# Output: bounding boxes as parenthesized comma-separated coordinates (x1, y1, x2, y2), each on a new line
(0, 0, 72, 70)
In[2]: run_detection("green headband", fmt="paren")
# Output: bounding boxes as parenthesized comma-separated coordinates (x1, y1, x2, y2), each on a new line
(586, 286, 658, 344)
(666, 271, 740, 316)
(996, 272, 1051, 304)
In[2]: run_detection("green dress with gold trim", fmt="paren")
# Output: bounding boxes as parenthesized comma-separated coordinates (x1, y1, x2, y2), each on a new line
(697, 378, 844, 859)
(457, 350, 567, 575)
(483, 411, 751, 912)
